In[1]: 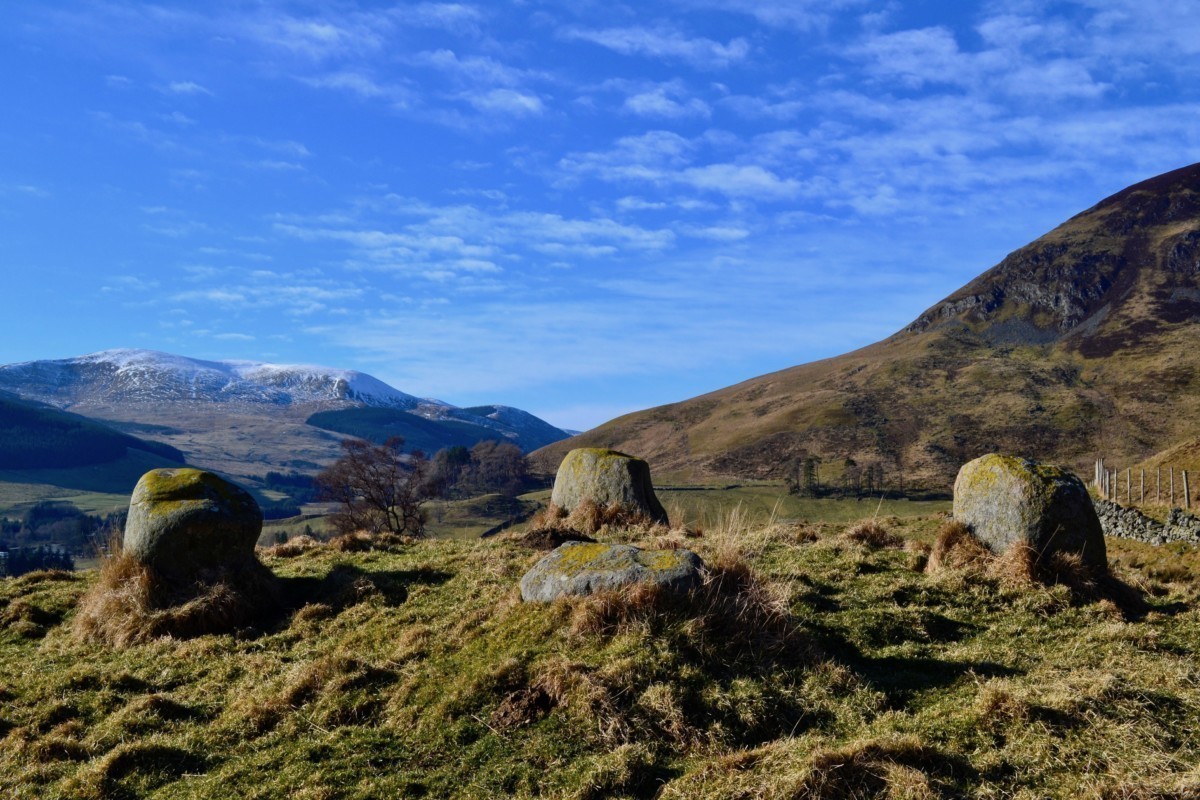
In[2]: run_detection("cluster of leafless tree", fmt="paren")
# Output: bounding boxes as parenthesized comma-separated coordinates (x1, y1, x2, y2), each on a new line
(314, 437, 532, 537)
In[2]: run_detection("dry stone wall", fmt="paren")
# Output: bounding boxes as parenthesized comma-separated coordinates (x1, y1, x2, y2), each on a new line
(1093, 499, 1200, 545)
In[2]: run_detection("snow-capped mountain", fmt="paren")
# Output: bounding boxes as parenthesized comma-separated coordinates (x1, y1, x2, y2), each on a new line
(0, 349, 431, 410)
(0, 349, 572, 477)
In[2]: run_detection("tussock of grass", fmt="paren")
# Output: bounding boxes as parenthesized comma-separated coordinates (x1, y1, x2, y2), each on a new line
(261, 534, 322, 558)
(794, 735, 967, 799)
(842, 519, 902, 549)
(926, 520, 1149, 616)
(71, 550, 280, 647)
(530, 499, 664, 537)
(927, 519, 993, 571)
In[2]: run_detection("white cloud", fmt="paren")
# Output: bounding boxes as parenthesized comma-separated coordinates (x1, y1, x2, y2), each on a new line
(463, 88, 544, 116)
(402, 3, 484, 32)
(679, 164, 801, 198)
(561, 25, 750, 68)
(684, 225, 751, 240)
(622, 83, 711, 118)
(166, 80, 212, 95)
(410, 49, 543, 88)
(676, 0, 866, 30)
(241, 10, 391, 61)
(302, 71, 408, 104)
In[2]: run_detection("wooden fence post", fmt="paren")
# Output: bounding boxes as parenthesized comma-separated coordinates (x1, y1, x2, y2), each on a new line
(1140, 469, 1145, 505)
(1185, 471, 1192, 511)
(1171, 468, 1176, 507)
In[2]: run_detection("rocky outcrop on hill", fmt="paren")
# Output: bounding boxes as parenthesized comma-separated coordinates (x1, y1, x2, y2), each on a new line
(1093, 499, 1200, 545)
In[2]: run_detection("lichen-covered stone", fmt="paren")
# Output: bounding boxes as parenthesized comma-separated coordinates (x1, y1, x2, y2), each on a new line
(953, 454, 1107, 571)
(550, 448, 668, 525)
(519, 541, 703, 603)
(124, 468, 263, 576)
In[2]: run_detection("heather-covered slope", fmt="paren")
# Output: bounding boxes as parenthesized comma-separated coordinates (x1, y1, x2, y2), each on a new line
(534, 164, 1200, 489)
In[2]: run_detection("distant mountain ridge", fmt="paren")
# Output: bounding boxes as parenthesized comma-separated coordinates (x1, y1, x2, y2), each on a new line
(0, 349, 571, 479)
(0, 349, 427, 411)
(532, 163, 1200, 488)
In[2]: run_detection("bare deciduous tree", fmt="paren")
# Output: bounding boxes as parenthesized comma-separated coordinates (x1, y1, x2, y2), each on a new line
(315, 437, 436, 537)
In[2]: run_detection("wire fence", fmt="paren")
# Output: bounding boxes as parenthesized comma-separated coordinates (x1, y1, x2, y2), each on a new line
(1092, 458, 1192, 510)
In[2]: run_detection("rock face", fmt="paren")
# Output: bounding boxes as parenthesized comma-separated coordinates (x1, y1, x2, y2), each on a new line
(124, 468, 263, 576)
(550, 448, 669, 525)
(953, 454, 1107, 571)
(520, 541, 704, 603)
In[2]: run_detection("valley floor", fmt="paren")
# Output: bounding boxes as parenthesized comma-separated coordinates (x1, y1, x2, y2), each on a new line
(2, 514, 1199, 798)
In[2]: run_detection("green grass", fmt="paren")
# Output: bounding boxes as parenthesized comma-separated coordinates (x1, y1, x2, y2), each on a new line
(655, 484, 950, 530)
(0, 482, 129, 519)
(2, 517, 1199, 798)
(426, 494, 538, 540)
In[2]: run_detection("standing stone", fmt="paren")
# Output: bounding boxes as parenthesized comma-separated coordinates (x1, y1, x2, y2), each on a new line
(124, 468, 263, 577)
(550, 448, 669, 525)
(519, 541, 704, 603)
(953, 454, 1107, 571)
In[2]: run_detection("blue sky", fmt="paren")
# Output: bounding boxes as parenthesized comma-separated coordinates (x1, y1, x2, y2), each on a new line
(2, 1, 1199, 430)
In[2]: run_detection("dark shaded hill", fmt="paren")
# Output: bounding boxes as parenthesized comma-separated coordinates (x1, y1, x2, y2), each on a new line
(306, 407, 564, 454)
(532, 163, 1200, 489)
(0, 392, 184, 470)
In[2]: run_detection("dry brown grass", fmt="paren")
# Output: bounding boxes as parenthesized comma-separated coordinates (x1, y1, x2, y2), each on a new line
(793, 735, 964, 799)
(527, 499, 667, 540)
(567, 548, 811, 661)
(841, 519, 902, 549)
(926, 520, 993, 572)
(329, 532, 373, 552)
(527, 502, 568, 530)
(261, 535, 322, 558)
(71, 551, 281, 647)
(926, 520, 1148, 615)
(566, 498, 658, 535)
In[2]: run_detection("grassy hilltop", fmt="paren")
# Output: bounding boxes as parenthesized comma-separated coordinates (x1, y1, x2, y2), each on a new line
(2, 513, 1200, 798)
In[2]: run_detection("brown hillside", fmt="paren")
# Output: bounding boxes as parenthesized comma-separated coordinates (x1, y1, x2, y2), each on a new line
(533, 163, 1200, 490)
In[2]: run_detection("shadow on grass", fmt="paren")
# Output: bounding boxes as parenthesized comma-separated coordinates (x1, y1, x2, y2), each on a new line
(855, 655, 1019, 704)
(277, 563, 453, 618)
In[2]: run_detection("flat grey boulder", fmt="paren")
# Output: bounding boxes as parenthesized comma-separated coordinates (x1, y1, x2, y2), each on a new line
(124, 468, 263, 577)
(953, 453, 1107, 571)
(550, 448, 669, 525)
(520, 541, 704, 603)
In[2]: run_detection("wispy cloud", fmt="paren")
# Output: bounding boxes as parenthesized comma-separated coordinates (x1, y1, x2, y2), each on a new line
(165, 80, 212, 96)
(462, 88, 544, 116)
(561, 25, 750, 68)
(620, 81, 711, 118)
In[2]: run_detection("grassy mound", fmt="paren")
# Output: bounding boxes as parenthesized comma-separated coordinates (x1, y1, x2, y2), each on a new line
(71, 552, 281, 647)
(1, 515, 1199, 797)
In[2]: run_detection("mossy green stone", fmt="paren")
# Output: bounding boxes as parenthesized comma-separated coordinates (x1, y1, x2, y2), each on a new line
(519, 541, 703, 602)
(124, 468, 263, 576)
(550, 448, 668, 525)
(953, 454, 1106, 571)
